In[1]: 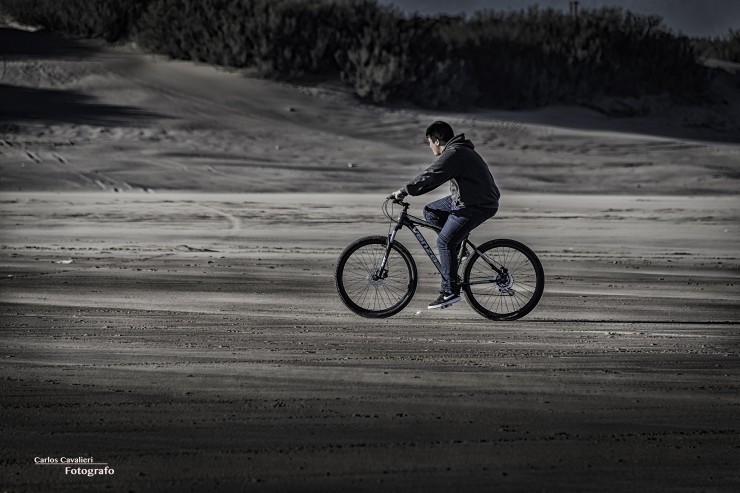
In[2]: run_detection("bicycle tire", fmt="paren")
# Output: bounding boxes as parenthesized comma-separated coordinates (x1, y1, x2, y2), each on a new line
(462, 239, 544, 321)
(335, 235, 417, 318)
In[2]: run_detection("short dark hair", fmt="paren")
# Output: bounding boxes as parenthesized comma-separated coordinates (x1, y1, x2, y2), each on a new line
(425, 121, 454, 144)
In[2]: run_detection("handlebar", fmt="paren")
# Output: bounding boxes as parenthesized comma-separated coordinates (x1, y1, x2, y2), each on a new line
(382, 195, 410, 221)
(386, 195, 410, 207)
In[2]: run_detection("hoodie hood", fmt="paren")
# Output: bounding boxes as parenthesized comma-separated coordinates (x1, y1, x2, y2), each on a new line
(444, 133, 474, 151)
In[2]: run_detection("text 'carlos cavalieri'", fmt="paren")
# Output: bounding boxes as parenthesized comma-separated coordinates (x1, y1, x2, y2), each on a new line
(35, 457, 115, 476)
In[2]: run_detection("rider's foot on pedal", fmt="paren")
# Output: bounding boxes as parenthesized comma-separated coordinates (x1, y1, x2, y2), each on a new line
(428, 291, 461, 310)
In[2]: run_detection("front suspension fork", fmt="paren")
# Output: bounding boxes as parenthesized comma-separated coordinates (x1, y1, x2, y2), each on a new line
(374, 227, 401, 280)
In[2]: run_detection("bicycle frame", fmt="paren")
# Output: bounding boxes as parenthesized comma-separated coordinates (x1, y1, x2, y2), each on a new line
(377, 199, 506, 286)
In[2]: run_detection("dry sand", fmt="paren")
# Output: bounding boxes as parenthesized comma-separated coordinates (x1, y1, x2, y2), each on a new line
(1, 25, 739, 492)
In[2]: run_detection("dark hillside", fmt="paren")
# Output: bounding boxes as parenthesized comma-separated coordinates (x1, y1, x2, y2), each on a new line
(1, 0, 735, 113)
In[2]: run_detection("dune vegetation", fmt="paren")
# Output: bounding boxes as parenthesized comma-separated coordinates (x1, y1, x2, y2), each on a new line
(693, 29, 740, 64)
(1, 0, 737, 111)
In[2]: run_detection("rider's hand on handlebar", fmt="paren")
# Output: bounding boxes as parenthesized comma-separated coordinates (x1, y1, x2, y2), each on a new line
(389, 189, 407, 201)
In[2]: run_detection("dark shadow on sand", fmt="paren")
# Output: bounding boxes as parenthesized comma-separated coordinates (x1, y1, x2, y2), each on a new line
(0, 84, 164, 126)
(0, 26, 165, 127)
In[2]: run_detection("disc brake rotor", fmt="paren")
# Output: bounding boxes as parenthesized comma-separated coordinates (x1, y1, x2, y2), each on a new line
(497, 272, 515, 295)
(366, 268, 384, 287)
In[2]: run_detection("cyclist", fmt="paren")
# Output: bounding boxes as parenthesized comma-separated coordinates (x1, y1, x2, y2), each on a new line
(391, 121, 500, 310)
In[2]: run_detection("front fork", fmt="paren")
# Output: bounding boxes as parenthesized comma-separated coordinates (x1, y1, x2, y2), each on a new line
(374, 225, 401, 281)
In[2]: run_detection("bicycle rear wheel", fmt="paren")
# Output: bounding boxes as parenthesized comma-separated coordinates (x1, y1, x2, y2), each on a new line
(335, 235, 417, 318)
(463, 239, 544, 321)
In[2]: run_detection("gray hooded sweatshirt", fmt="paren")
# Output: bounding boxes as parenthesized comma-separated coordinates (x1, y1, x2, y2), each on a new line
(402, 133, 500, 209)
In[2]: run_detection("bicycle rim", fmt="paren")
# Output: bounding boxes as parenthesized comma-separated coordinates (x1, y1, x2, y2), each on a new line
(335, 236, 417, 318)
(463, 239, 544, 320)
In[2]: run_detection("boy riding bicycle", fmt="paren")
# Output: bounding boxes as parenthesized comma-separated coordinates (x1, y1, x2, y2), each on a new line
(391, 121, 500, 310)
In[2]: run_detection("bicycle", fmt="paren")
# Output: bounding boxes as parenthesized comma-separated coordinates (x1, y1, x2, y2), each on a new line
(335, 197, 544, 320)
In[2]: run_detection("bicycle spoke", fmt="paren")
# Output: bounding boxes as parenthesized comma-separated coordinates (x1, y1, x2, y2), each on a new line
(339, 241, 413, 313)
(464, 242, 542, 319)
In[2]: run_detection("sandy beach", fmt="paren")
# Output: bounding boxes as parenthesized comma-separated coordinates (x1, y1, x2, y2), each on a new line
(1, 25, 739, 492)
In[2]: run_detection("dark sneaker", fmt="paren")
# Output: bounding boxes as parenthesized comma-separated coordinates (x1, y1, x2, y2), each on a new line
(428, 292, 461, 310)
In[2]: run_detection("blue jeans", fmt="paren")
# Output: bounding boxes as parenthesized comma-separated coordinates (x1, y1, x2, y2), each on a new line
(424, 196, 497, 293)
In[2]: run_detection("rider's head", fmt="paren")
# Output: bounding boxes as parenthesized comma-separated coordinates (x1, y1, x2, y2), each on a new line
(425, 121, 454, 156)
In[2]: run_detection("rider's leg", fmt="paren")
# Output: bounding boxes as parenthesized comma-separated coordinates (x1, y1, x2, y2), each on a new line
(424, 196, 471, 262)
(423, 195, 454, 227)
(436, 215, 472, 295)
(436, 207, 498, 295)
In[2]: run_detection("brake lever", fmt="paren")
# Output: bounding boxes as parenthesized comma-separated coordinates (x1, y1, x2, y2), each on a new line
(386, 195, 409, 206)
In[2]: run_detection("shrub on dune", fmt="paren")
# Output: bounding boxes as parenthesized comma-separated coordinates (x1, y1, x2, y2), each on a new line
(0, 0, 147, 42)
(0, 0, 717, 111)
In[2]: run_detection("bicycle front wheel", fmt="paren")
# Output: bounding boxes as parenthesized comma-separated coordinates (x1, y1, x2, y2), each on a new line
(335, 235, 417, 318)
(463, 239, 544, 321)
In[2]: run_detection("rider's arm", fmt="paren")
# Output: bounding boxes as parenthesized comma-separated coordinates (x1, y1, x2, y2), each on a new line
(402, 150, 458, 196)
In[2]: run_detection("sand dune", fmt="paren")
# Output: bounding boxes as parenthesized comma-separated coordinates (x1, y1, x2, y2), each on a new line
(1, 25, 739, 195)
